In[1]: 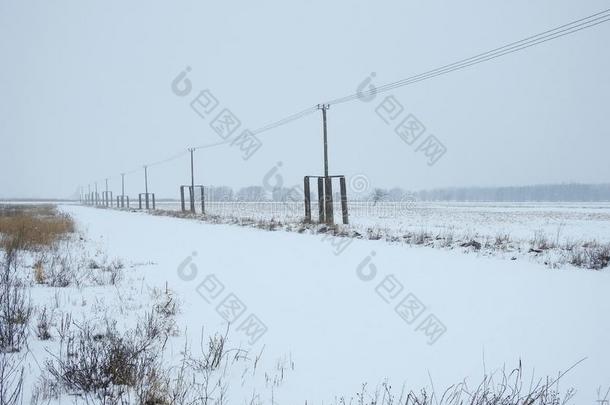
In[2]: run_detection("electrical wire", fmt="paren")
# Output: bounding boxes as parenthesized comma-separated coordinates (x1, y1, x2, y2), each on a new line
(325, 9, 610, 105)
(250, 107, 318, 136)
(146, 150, 190, 168)
(85, 9, 610, 189)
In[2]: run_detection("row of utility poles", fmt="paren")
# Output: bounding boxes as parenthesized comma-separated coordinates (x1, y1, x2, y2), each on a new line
(81, 169, 149, 209)
(81, 105, 348, 225)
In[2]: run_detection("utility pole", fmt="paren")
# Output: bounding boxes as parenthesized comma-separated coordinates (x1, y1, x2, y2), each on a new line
(318, 104, 333, 224)
(320, 104, 330, 178)
(121, 173, 125, 207)
(189, 147, 195, 213)
(94, 182, 98, 206)
(105, 178, 109, 206)
(144, 165, 149, 209)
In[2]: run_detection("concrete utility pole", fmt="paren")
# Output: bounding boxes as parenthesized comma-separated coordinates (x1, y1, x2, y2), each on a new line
(189, 147, 195, 213)
(319, 104, 330, 178)
(318, 104, 333, 224)
(144, 165, 149, 209)
(121, 173, 125, 207)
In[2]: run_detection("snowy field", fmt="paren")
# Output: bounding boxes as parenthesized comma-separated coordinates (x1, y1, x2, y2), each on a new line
(155, 200, 610, 245)
(7, 204, 609, 404)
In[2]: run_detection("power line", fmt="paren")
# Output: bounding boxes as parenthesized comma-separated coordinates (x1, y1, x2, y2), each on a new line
(188, 9, 610, 139)
(193, 139, 232, 151)
(250, 107, 318, 136)
(147, 150, 190, 168)
(118, 149, 191, 178)
(189, 107, 317, 150)
(86, 9, 609, 192)
(325, 9, 610, 105)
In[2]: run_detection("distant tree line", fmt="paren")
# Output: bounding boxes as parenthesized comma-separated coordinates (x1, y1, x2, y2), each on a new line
(415, 183, 610, 202)
(203, 183, 610, 202)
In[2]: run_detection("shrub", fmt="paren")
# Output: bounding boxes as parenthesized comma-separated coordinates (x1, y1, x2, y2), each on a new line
(33, 260, 45, 284)
(569, 242, 610, 270)
(0, 352, 24, 405)
(55, 312, 72, 343)
(531, 230, 556, 251)
(36, 307, 53, 341)
(45, 254, 74, 287)
(42, 321, 160, 401)
(0, 248, 32, 352)
(337, 362, 576, 405)
(0, 283, 31, 352)
(411, 229, 430, 245)
(89, 256, 125, 286)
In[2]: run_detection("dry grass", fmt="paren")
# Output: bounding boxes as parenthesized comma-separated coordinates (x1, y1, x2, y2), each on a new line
(0, 205, 75, 251)
(334, 360, 579, 405)
(0, 352, 25, 405)
(33, 260, 45, 284)
(1, 242, 33, 352)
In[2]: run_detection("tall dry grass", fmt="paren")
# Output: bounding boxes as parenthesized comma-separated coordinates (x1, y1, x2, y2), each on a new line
(0, 205, 74, 251)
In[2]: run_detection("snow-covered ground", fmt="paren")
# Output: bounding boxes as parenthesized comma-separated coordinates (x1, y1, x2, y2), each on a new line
(16, 204, 608, 403)
(154, 201, 610, 245)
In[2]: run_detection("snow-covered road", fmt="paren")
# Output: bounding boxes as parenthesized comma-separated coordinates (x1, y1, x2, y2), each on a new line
(62, 205, 610, 403)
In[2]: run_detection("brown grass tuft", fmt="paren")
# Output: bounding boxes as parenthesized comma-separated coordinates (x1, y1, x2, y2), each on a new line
(34, 260, 45, 284)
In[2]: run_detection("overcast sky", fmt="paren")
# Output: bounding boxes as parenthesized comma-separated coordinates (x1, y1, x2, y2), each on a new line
(1, 0, 609, 199)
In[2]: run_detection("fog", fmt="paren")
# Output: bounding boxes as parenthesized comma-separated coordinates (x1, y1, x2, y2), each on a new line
(1, 0, 608, 199)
